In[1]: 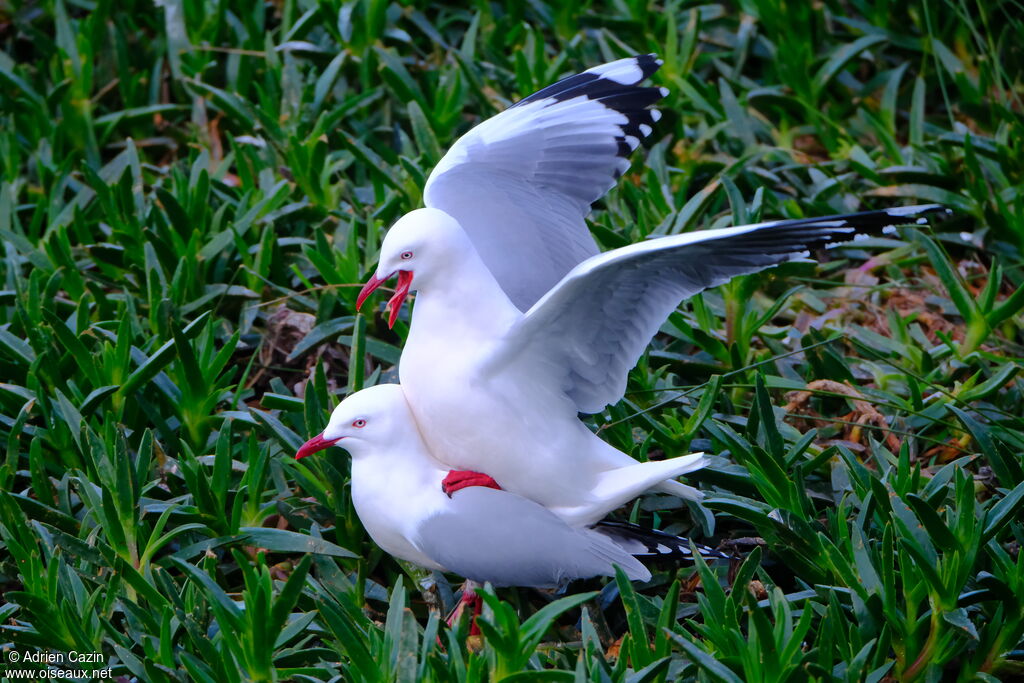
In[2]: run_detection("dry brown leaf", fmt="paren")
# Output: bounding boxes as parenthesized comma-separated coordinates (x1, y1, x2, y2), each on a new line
(605, 635, 624, 660)
(748, 579, 768, 600)
(785, 379, 901, 452)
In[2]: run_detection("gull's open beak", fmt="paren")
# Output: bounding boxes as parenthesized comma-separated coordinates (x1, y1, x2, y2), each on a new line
(386, 270, 414, 328)
(356, 273, 387, 310)
(356, 270, 414, 328)
(295, 433, 342, 459)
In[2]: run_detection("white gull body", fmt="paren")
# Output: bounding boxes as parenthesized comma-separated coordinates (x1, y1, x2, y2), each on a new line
(303, 384, 656, 587)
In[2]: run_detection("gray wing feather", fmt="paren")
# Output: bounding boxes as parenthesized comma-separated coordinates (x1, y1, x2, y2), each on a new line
(425, 170, 598, 311)
(424, 56, 665, 311)
(499, 205, 945, 413)
(414, 488, 650, 588)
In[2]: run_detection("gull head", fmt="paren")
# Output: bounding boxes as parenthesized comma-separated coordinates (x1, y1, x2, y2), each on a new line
(295, 384, 411, 459)
(356, 208, 470, 327)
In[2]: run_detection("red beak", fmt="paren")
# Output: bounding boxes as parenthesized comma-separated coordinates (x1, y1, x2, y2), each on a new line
(356, 273, 386, 310)
(386, 270, 414, 328)
(356, 270, 414, 327)
(295, 433, 342, 459)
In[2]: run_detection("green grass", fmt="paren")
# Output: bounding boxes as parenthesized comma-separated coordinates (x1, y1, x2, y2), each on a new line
(1, 0, 1023, 680)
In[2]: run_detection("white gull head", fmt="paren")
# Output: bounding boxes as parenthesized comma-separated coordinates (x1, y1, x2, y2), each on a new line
(295, 384, 415, 460)
(377, 208, 471, 287)
(357, 208, 481, 327)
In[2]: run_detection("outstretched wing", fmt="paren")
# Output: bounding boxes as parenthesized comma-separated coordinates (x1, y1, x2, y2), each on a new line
(424, 55, 666, 311)
(493, 205, 946, 413)
(415, 487, 650, 587)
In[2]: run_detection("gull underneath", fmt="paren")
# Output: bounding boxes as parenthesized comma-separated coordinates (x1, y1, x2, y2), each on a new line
(295, 385, 726, 589)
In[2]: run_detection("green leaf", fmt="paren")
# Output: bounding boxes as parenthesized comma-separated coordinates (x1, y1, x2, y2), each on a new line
(500, 673, 576, 682)
(665, 630, 744, 683)
(905, 493, 959, 552)
(812, 34, 887, 96)
(287, 317, 355, 361)
(174, 528, 357, 559)
(941, 607, 979, 640)
(916, 234, 978, 323)
(682, 375, 721, 445)
(983, 480, 1024, 542)
(986, 284, 1024, 329)
(520, 591, 596, 651)
(0, 327, 36, 364)
(119, 311, 211, 396)
(948, 405, 1023, 487)
(407, 100, 442, 163)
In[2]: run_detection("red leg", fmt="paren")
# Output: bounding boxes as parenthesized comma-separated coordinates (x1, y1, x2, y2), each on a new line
(467, 591, 483, 636)
(441, 470, 501, 498)
(445, 585, 484, 636)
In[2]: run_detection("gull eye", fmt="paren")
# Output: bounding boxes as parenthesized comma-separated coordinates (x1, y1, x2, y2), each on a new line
(352, 419, 366, 428)
(400, 251, 413, 260)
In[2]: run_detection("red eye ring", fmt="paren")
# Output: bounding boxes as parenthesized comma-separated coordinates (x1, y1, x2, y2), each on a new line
(352, 419, 366, 428)
(400, 251, 413, 260)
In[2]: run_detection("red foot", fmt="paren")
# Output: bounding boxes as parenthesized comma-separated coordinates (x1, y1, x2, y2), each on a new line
(445, 586, 483, 635)
(441, 470, 501, 498)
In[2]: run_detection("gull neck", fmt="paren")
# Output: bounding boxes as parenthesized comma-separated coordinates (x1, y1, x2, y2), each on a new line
(409, 247, 522, 339)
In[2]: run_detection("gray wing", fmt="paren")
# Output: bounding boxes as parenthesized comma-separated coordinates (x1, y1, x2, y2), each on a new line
(494, 205, 946, 413)
(424, 55, 665, 311)
(414, 487, 650, 588)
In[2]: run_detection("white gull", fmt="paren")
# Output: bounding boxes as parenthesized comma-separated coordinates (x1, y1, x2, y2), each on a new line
(294, 385, 727, 588)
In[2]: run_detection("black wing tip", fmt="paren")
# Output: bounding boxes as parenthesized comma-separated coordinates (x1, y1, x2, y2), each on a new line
(740, 204, 953, 252)
(507, 55, 667, 166)
(512, 54, 667, 110)
(704, 203, 951, 259)
(848, 203, 949, 222)
(589, 52, 667, 83)
(783, 203, 946, 224)
(634, 53, 664, 80)
(882, 203, 952, 224)
(595, 520, 734, 562)
(829, 203, 951, 240)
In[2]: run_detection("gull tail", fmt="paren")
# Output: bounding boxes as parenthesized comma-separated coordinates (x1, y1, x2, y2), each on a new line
(583, 530, 652, 583)
(594, 520, 732, 561)
(549, 452, 706, 526)
(590, 452, 706, 508)
(654, 479, 703, 501)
